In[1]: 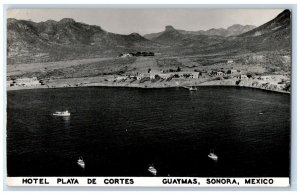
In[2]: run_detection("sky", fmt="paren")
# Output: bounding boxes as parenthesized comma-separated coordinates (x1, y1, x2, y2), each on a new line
(6, 9, 284, 35)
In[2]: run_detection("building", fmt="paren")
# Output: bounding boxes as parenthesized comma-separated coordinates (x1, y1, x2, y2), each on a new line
(149, 70, 161, 79)
(176, 72, 200, 79)
(239, 75, 248, 80)
(216, 72, 224, 76)
(149, 71, 200, 80)
(157, 73, 171, 79)
(227, 69, 237, 74)
(14, 77, 41, 87)
(6, 80, 13, 87)
(137, 71, 200, 81)
(116, 76, 128, 81)
(150, 73, 156, 79)
(259, 76, 272, 81)
(119, 53, 133, 58)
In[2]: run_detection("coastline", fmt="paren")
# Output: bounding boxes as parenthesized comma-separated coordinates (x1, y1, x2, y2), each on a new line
(7, 77, 290, 94)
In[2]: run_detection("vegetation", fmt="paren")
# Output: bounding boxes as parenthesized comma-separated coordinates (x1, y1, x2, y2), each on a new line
(140, 77, 150, 83)
(156, 58, 183, 68)
(9, 57, 137, 80)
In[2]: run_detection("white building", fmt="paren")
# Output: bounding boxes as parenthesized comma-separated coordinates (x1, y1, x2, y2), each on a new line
(116, 76, 128, 81)
(177, 72, 200, 79)
(120, 53, 133, 58)
(216, 72, 224, 76)
(259, 76, 272, 81)
(14, 77, 41, 87)
(6, 80, 13, 87)
(239, 75, 248, 80)
(157, 73, 171, 79)
(227, 69, 237, 74)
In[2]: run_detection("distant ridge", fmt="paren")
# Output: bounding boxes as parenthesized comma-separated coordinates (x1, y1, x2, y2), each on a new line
(144, 24, 256, 40)
(203, 9, 291, 53)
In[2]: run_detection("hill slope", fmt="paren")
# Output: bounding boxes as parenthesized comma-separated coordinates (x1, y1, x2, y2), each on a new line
(7, 18, 158, 64)
(191, 9, 291, 54)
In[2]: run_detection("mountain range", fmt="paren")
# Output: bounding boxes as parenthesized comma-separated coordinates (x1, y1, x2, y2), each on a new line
(7, 9, 291, 64)
(144, 24, 256, 40)
(202, 9, 291, 54)
(7, 18, 157, 64)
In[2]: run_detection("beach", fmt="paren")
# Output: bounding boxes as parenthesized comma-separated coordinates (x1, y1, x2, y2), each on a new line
(7, 74, 291, 94)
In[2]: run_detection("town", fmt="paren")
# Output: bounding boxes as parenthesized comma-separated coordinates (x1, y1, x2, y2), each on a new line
(6, 64, 290, 93)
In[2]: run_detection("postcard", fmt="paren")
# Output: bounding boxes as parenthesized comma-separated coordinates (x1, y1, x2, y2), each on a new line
(6, 7, 292, 187)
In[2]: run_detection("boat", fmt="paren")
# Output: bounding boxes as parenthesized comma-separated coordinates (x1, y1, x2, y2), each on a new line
(208, 152, 218, 161)
(183, 86, 197, 91)
(189, 86, 197, 91)
(148, 165, 157, 176)
(77, 157, 85, 168)
(53, 110, 70, 116)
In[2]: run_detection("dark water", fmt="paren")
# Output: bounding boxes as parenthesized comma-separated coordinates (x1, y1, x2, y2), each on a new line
(7, 87, 290, 177)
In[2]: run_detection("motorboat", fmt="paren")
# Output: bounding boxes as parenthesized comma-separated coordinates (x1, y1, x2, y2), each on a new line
(189, 86, 197, 91)
(208, 152, 218, 161)
(77, 157, 85, 168)
(148, 165, 157, 176)
(183, 86, 197, 91)
(53, 110, 70, 116)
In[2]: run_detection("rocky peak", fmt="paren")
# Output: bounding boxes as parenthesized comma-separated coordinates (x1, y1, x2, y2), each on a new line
(58, 18, 76, 24)
(129, 32, 142, 37)
(165, 25, 176, 31)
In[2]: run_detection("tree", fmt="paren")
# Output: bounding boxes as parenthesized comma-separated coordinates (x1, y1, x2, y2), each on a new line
(177, 67, 181, 72)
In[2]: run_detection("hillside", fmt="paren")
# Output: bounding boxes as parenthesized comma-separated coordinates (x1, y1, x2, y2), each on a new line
(201, 9, 291, 54)
(7, 18, 159, 64)
(240, 9, 290, 38)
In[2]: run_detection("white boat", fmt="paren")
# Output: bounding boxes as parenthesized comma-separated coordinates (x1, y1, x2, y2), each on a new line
(53, 110, 70, 116)
(77, 157, 85, 168)
(189, 86, 197, 91)
(148, 165, 157, 176)
(208, 152, 218, 161)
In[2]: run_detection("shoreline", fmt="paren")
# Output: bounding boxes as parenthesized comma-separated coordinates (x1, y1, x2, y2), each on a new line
(7, 78, 290, 94)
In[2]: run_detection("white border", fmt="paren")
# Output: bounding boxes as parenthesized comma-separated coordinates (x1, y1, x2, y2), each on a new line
(1, 0, 299, 194)
(6, 177, 290, 187)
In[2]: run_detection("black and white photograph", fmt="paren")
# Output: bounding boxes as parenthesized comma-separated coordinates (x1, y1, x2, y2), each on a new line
(5, 7, 292, 187)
